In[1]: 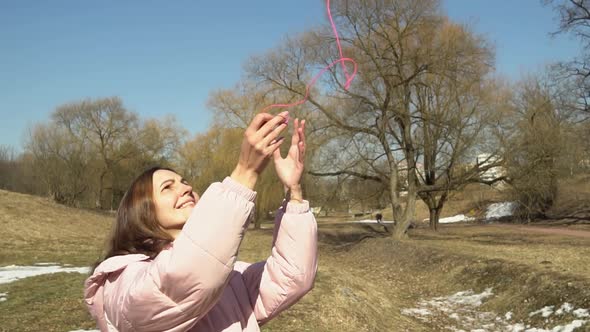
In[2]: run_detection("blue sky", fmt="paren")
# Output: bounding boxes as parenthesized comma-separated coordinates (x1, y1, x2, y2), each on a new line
(0, 0, 582, 151)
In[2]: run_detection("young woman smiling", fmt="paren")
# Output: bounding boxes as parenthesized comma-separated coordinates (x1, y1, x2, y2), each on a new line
(84, 112, 317, 332)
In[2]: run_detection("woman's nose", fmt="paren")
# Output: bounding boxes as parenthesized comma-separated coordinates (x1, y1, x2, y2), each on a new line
(180, 183, 193, 196)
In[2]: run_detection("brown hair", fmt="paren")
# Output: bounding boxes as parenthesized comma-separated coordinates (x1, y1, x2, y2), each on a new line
(93, 166, 176, 272)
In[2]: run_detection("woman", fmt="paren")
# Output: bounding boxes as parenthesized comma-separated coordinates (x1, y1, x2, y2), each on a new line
(84, 112, 318, 332)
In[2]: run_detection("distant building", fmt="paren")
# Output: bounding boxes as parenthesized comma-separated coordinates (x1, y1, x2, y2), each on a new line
(476, 153, 504, 183)
(397, 160, 425, 180)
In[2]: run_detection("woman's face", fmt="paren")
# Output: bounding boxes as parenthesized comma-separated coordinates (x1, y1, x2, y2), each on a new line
(152, 169, 200, 238)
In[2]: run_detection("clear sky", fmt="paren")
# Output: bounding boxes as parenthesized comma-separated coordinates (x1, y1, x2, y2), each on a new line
(0, 0, 582, 151)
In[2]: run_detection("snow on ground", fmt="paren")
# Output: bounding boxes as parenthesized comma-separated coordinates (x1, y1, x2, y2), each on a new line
(556, 303, 574, 315)
(0, 263, 96, 331)
(573, 309, 589, 318)
(530, 306, 555, 318)
(401, 308, 432, 316)
(0, 264, 90, 285)
(419, 214, 476, 224)
(401, 288, 588, 331)
(355, 213, 475, 224)
(485, 202, 517, 220)
(439, 214, 475, 224)
(350, 201, 520, 225)
(354, 219, 395, 224)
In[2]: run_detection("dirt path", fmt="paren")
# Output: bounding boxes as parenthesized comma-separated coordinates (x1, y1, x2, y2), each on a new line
(495, 224, 590, 238)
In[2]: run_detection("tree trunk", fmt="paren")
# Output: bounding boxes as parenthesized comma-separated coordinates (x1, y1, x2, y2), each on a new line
(110, 188, 115, 211)
(429, 208, 441, 231)
(252, 208, 262, 230)
(429, 209, 436, 231)
(392, 222, 409, 239)
(390, 193, 415, 240)
(388, 164, 417, 240)
(96, 171, 106, 209)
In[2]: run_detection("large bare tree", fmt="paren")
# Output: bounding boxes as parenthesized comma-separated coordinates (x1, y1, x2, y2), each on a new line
(246, 0, 503, 237)
(410, 20, 512, 230)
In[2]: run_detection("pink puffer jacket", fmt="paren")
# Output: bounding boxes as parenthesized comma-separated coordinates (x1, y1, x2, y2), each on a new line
(84, 177, 318, 331)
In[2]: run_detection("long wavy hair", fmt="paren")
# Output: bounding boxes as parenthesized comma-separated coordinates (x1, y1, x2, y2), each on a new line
(92, 166, 176, 272)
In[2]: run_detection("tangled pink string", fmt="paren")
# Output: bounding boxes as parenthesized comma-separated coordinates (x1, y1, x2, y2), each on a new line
(261, 0, 357, 113)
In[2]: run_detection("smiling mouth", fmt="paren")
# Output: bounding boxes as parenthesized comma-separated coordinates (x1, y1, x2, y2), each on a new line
(177, 201, 195, 209)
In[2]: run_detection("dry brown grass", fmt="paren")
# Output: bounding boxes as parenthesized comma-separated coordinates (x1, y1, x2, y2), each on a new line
(410, 224, 590, 279)
(0, 189, 111, 266)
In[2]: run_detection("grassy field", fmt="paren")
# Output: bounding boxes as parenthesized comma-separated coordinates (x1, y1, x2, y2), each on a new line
(1, 188, 589, 331)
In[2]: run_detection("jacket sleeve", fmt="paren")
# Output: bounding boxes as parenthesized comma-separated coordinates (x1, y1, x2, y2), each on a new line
(235, 199, 318, 326)
(107, 177, 257, 332)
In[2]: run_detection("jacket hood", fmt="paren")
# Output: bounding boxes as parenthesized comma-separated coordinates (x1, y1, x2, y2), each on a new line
(84, 254, 150, 330)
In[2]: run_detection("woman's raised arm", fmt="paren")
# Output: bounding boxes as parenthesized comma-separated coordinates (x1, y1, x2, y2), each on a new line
(102, 112, 290, 331)
(235, 118, 318, 324)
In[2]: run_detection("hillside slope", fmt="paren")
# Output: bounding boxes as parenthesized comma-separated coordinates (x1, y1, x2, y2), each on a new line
(0, 189, 111, 266)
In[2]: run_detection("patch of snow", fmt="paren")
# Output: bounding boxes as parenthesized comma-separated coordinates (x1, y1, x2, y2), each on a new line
(401, 308, 431, 316)
(573, 308, 589, 318)
(556, 303, 574, 315)
(33, 262, 60, 266)
(485, 202, 517, 220)
(560, 320, 588, 332)
(529, 306, 554, 318)
(507, 323, 526, 331)
(421, 214, 476, 224)
(403, 290, 588, 332)
(514, 319, 588, 332)
(439, 214, 475, 224)
(0, 265, 90, 284)
(353, 219, 394, 224)
(402, 288, 494, 324)
(0, 292, 7, 302)
(438, 288, 494, 306)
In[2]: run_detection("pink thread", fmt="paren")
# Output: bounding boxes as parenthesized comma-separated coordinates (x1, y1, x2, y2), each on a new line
(261, 0, 357, 113)
(326, 0, 354, 88)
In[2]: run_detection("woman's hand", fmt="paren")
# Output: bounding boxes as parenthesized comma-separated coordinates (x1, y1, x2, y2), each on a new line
(231, 112, 289, 189)
(273, 118, 306, 202)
